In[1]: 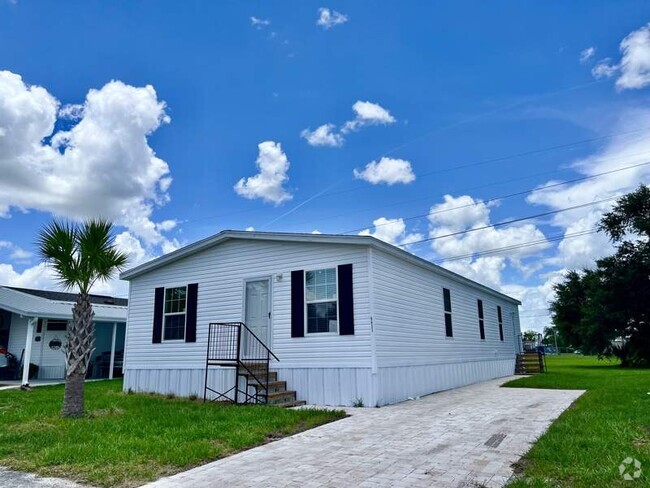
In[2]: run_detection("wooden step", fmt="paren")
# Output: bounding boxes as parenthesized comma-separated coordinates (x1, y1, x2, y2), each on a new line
(250, 380, 286, 393)
(265, 390, 298, 405)
(242, 371, 278, 382)
(275, 399, 307, 408)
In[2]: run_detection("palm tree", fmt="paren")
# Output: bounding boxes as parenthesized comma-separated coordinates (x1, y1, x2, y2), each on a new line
(37, 220, 128, 418)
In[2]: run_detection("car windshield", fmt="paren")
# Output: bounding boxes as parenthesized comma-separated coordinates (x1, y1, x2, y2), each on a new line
(0, 354, 7, 368)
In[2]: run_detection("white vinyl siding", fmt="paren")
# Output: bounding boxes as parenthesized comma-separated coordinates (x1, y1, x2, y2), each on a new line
(7, 313, 28, 359)
(371, 248, 519, 368)
(124, 239, 371, 371)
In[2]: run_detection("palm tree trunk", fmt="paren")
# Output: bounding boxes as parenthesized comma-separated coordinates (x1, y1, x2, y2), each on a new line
(62, 292, 95, 418)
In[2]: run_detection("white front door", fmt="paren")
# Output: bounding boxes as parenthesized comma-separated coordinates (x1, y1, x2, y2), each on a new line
(244, 279, 271, 349)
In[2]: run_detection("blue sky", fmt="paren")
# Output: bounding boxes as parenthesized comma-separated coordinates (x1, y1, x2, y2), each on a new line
(1, 1, 650, 331)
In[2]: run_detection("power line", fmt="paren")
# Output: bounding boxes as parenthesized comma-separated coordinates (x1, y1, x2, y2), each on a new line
(284, 151, 650, 231)
(431, 228, 598, 263)
(342, 160, 650, 235)
(399, 196, 619, 247)
(178, 128, 650, 230)
(279, 128, 650, 204)
(259, 79, 618, 227)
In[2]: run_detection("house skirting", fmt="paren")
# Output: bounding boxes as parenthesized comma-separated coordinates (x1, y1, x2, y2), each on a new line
(375, 357, 515, 406)
(123, 358, 513, 407)
(123, 367, 377, 406)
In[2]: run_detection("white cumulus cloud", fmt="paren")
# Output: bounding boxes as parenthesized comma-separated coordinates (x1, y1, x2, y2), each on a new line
(359, 217, 423, 247)
(316, 8, 348, 29)
(353, 157, 415, 185)
(302, 100, 396, 148)
(300, 123, 343, 147)
(342, 100, 396, 133)
(592, 58, 618, 79)
(590, 23, 650, 90)
(428, 195, 550, 288)
(0, 71, 175, 249)
(234, 141, 293, 204)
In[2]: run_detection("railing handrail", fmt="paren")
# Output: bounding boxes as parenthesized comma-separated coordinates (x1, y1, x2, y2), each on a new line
(205, 322, 279, 404)
(237, 322, 280, 362)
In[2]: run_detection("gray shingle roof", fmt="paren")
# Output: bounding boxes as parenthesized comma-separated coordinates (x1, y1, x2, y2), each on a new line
(6, 287, 127, 307)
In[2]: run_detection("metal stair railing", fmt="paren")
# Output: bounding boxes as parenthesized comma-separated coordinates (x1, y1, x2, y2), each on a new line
(203, 322, 279, 404)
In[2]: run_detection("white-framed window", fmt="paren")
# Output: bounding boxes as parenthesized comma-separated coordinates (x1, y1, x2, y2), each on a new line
(305, 268, 338, 333)
(163, 286, 187, 341)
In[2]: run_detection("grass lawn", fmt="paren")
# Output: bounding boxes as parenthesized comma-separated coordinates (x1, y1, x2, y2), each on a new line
(504, 355, 650, 487)
(0, 380, 345, 487)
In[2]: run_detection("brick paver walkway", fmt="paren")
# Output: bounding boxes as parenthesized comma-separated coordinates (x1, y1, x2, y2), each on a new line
(143, 377, 583, 488)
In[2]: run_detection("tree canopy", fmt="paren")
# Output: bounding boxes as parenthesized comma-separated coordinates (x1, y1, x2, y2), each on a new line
(550, 186, 650, 367)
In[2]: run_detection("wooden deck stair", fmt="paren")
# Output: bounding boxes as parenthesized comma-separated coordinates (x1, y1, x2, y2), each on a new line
(241, 366, 306, 408)
(515, 352, 544, 375)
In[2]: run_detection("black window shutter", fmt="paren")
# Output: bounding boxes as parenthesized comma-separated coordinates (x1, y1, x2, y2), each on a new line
(291, 270, 305, 337)
(185, 283, 198, 343)
(152, 287, 164, 343)
(338, 263, 355, 335)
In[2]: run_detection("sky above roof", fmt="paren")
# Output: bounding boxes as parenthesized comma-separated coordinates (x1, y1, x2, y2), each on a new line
(1, 1, 649, 332)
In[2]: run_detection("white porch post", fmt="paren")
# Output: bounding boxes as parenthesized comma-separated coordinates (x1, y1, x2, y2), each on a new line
(109, 322, 117, 380)
(21, 317, 37, 386)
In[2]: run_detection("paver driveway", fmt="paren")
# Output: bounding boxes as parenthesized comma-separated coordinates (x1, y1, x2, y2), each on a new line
(144, 377, 583, 488)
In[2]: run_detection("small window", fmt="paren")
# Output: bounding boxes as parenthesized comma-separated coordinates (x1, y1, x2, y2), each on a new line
(443, 288, 453, 337)
(497, 306, 504, 341)
(305, 268, 338, 333)
(477, 300, 485, 340)
(164, 286, 187, 341)
(46, 320, 67, 331)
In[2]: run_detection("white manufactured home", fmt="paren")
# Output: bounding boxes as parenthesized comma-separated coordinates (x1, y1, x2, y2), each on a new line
(120, 231, 522, 407)
(0, 287, 127, 385)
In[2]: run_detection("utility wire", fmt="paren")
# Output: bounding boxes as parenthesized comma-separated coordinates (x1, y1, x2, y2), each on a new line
(399, 196, 619, 247)
(342, 160, 650, 235)
(281, 128, 650, 203)
(259, 79, 613, 227)
(431, 228, 598, 263)
(285, 150, 650, 230)
(178, 129, 649, 229)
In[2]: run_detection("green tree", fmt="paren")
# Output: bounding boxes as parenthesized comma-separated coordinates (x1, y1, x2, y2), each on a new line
(522, 330, 539, 342)
(37, 220, 127, 417)
(550, 186, 650, 366)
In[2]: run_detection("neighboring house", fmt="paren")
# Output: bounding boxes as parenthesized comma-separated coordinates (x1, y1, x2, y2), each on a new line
(120, 231, 522, 407)
(0, 286, 127, 384)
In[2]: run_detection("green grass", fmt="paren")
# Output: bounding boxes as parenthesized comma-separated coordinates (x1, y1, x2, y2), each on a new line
(0, 380, 345, 487)
(504, 355, 650, 487)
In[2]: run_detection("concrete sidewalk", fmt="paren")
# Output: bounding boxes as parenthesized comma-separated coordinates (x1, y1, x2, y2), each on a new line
(143, 377, 584, 488)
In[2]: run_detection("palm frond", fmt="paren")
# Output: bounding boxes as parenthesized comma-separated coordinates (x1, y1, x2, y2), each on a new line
(37, 219, 128, 293)
(36, 221, 81, 290)
(78, 219, 129, 290)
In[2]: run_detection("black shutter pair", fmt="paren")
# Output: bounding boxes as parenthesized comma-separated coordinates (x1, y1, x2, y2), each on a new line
(291, 263, 354, 337)
(152, 284, 198, 343)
